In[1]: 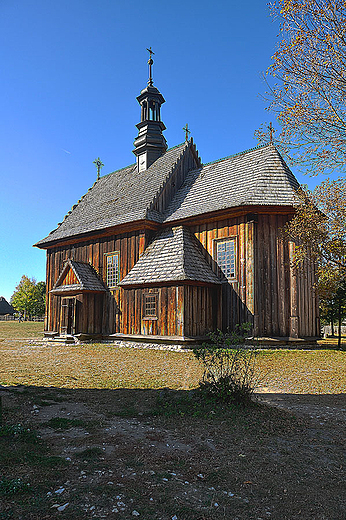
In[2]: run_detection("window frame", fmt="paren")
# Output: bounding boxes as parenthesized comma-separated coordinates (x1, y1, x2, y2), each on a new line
(142, 292, 159, 320)
(213, 236, 237, 281)
(104, 251, 120, 289)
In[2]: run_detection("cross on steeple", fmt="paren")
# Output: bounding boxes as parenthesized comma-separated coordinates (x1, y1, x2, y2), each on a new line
(268, 122, 275, 143)
(147, 47, 155, 86)
(183, 123, 190, 142)
(93, 157, 104, 180)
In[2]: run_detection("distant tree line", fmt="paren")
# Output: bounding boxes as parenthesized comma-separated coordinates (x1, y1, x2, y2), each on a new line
(10, 276, 46, 320)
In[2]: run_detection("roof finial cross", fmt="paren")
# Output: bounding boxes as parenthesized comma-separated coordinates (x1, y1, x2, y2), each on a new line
(93, 157, 104, 180)
(268, 122, 275, 143)
(183, 123, 191, 142)
(147, 47, 155, 86)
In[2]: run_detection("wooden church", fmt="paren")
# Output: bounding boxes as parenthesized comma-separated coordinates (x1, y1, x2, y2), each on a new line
(35, 53, 319, 343)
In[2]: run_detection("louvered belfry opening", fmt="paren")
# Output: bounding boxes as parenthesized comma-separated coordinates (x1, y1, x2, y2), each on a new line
(133, 83, 168, 172)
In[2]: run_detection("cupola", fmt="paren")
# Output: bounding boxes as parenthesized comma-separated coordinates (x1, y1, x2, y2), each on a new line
(133, 48, 168, 172)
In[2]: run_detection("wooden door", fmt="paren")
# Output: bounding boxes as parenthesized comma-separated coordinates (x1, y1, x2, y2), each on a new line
(60, 297, 76, 335)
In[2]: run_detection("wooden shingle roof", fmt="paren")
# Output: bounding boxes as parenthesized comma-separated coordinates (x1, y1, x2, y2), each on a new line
(51, 260, 106, 294)
(35, 142, 300, 248)
(119, 226, 221, 286)
(164, 144, 299, 222)
(35, 143, 188, 247)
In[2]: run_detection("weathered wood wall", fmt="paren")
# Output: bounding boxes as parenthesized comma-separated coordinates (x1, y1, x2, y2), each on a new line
(45, 209, 319, 339)
(296, 257, 319, 338)
(183, 285, 219, 337)
(190, 211, 318, 338)
(60, 269, 78, 286)
(45, 229, 152, 335)
(191, 215, 257, 332)
(121, 286, 184, 336)
(121, 284, 218, 337)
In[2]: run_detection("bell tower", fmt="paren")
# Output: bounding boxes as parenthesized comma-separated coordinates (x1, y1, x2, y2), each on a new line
(133, 48, 168, 172)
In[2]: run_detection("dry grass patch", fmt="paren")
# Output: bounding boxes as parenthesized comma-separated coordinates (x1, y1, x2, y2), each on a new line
(0, 343, 202, 389)
(0, 321, 43, 339)
(0, 324, 345, 519)
(1, 339, 345, 395)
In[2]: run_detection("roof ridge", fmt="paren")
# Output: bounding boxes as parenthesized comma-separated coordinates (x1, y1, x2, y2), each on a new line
(203, 142, 271, 167)
(166, 142, 186, 152)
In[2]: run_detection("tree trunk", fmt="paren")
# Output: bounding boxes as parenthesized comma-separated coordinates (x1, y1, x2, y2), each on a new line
(331, 306, 334, 336)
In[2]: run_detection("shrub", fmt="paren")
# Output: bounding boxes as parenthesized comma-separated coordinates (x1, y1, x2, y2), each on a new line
(193, 324, 262, 405)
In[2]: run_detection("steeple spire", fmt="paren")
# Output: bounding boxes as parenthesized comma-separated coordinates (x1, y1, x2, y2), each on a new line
(133, 49, 168, 172)
(147, 47, 155, 86)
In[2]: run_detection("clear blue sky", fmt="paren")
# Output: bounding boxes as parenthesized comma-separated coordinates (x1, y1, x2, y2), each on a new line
(0, 0, 326, 301)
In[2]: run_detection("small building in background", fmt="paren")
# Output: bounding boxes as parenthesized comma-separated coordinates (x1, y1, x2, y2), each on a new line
(0, 297, 15, 319)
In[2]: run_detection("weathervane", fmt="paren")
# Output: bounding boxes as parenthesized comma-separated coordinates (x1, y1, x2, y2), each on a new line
(93, 157, 104, 180)
(147, 46, 155, 86)
(268, 122, 275, 143)
(183, 123, 191, 142)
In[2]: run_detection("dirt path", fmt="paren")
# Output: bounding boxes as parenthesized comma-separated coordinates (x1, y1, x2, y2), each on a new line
(1, 385, 345, 520)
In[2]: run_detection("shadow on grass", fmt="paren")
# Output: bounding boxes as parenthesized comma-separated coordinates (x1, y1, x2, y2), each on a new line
(2, 384, 333, 434)
(1, 385, 345, 520)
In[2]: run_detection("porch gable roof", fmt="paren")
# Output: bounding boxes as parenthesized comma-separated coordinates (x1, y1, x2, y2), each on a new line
(50, 259, 107, 295)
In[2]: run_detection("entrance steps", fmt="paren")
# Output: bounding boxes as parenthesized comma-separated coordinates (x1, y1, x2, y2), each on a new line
(44, 332, 76, 345)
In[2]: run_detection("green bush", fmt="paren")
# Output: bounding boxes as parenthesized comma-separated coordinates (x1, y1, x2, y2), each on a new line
(193, 324, 262, 405)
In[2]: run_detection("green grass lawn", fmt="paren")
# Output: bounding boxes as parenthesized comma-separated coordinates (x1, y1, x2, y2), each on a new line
(0, 321, 44, 339)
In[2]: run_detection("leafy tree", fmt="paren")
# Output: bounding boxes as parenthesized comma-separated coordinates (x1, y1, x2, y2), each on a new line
(284, 178, 346, 347)
(284, 177, 346, 269)
(10, 276, 46, 320)
(32, 281, 46, 317)
(258, 0, 346, 175)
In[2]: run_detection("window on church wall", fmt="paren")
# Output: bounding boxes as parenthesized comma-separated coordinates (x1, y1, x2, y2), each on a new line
(105, 252, 120, 288)
(143, 293, 158, 319)
(215, 238, 236, 280)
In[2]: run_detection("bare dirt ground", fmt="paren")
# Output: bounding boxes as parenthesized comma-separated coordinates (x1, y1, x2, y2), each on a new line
(0, 323, 345, 520)
(1, 384, 345, 520)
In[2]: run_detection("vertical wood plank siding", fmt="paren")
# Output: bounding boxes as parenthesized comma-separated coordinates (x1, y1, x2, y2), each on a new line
(191, 212, 318, 338)
(46, 230, 149, 335)
(45, 211, 318, 338)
